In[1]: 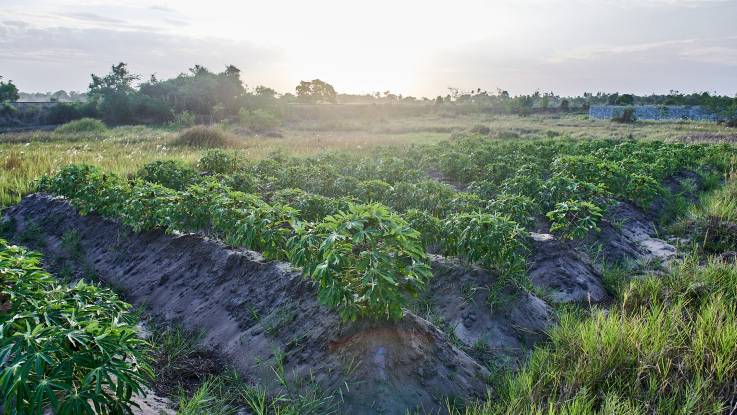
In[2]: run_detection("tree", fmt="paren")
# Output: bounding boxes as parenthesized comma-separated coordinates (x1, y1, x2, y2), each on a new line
(616, 93, 635, 106)
(295, 79, 337, 103)
(0, 76, 20, 102)
(255, 85, 277, 99)
(88, 63, 141, 124)
(89, 63, 139, 97)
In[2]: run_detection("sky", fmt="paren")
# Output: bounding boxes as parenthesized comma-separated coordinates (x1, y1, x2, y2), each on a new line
(1, 0, 736, 97)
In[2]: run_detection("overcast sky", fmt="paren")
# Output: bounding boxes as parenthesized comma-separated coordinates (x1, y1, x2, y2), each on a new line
(1, 0, 736, 97)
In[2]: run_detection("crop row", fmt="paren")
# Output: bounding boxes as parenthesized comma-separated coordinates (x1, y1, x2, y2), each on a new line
(0, 238, 150, 414)
(137, 137, 736, 243)
(39, 166, 530, 320)
(36, 137, 736, 321)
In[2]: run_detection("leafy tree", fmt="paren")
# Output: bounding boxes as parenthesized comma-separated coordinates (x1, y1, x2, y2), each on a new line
(0, 76, 20, 102)
(255, 85, 277, 99)
(88, 62, 140, 124)
(295, 79, 337, 103)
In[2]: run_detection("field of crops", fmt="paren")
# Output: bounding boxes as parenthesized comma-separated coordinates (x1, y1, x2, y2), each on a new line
(3, 117, 737, 414)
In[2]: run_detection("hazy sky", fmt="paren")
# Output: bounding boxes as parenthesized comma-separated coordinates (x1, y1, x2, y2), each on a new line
(2, 0, 736, 97)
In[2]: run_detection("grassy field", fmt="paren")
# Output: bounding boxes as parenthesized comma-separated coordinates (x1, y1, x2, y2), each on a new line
(3, 114, 737, 414)
(2, 114, 736, 208)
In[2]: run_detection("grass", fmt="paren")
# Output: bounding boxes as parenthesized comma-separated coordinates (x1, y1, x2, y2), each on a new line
(54, 117, 107, 134)
(451, 256, 737, 415)
(173, 126, 239, 148)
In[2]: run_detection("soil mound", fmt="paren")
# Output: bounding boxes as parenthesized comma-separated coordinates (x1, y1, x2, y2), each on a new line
(528, 233, 608, 303)
(2, 194, 557, 414)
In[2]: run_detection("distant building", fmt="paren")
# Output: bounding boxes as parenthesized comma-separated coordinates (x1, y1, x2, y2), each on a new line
(589, 105, 719, 121)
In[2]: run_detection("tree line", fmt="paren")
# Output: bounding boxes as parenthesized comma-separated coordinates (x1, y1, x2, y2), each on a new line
(1, 63, 736, 126)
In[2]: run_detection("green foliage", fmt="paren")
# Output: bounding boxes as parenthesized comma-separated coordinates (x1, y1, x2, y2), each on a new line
(270, 188, 347, 222)
(238, 108, 281, 133)
(539, 175, 605, 213)
(546, 200, 603, 240)
(404, 209, 443, 249)
(475, 258, 737, 414)
(197, 149, 242, 174)
(37, 164, 130, 217)
(170, 111, 196, 129)
(0, 239, 151, 414)
(0, 76, 20, 102)
(288, 204, 432, 321)
(137, 160, 201, 191)
(443, 212, 528, 283)
(486, 192, 540, 228)
(54, 117, 107, 134)
(120, 180, 179, 232)
(295, 79, 337, 103)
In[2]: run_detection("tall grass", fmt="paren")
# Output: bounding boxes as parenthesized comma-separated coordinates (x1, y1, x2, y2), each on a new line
(459, 257, 737, 414)
(54, 117, 107, 134)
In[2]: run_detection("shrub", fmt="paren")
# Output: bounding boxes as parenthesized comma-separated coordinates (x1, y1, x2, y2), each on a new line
(546, 200, 603, 240)
(137, 160, 201, 191)
(288, 204, 432, 321)
(238, 108, 281, 133)
(197, 149, 242, 174)
(54, 117, 107, 134)
(0, 239, 151, 414)
(172, 126, 237, 148)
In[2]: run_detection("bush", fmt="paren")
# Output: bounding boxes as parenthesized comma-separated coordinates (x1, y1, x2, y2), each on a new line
(54, 117, 107, 134)
(197, 149, 242, 174)
(238, 108, 281, 133)
(0, 239, 151, 414)
(137, 160, 201, 191)
(172, 126, 237, 148)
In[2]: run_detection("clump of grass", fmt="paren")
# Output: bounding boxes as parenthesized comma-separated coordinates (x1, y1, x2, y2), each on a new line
(55, 117, 107, 134)
(463, 257, 737, 414)
(172, 126, 238, 148)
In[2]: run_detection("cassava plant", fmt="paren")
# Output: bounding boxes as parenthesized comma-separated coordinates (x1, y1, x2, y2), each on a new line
(546, 200, 604, 240)
(0, 239, 151, 415)
(287, 203, 432, 321)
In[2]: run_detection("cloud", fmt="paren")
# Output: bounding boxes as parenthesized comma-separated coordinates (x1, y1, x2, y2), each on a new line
(0, 22, 286, 92)
(65, 12, 125, 25)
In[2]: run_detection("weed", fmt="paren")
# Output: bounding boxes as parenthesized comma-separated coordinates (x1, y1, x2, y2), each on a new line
(61, 229, 82, 259)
